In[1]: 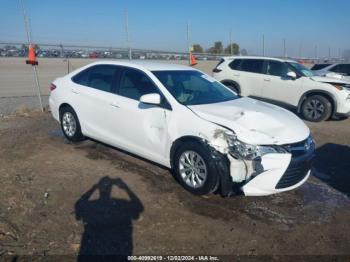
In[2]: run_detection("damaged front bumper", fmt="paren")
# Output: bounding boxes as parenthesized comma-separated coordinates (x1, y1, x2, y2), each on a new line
(231, 139, 315, 196)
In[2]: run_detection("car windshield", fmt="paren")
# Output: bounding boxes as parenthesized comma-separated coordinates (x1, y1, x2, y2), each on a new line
(288, 62, 314, 77)
(152, 70, 238, 105)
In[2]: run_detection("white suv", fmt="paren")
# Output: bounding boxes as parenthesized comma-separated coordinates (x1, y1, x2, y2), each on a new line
(213, 56, 350, 122)
(49, 61, 315, 197)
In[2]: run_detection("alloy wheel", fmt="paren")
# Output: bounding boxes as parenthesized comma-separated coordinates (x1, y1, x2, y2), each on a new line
(178, 150, 207, 188)
(62, 112, 77, 137)
(304, 99, 325, 120)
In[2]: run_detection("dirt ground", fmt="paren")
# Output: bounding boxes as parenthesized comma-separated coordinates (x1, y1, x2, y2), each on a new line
(0, 111, 349, 259)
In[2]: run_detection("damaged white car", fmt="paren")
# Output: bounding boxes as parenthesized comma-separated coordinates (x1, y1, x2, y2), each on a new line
(49, 61, 315, 196)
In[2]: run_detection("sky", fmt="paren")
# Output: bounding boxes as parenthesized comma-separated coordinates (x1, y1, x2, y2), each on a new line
(1, 0, 350, 57)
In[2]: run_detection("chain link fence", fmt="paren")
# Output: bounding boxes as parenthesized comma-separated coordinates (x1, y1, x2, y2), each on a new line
(0, 42, 223, 115)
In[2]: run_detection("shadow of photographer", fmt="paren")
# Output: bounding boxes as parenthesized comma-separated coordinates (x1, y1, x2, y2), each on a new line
(75, 176, 144, 259)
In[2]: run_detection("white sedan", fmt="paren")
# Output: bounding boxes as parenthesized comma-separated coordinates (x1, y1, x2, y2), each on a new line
(49, 61, 315, 196)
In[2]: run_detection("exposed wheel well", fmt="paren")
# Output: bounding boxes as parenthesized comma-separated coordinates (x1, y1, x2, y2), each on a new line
(298, 91, 336, 115)
(221, 80, 241, 94)
(169, 136, 203, 169)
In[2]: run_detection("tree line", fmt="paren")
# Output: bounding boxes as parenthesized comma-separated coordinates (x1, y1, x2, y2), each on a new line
(192, 41, 248, 55)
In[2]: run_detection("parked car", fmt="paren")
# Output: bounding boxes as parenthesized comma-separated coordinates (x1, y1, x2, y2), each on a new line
(311, 63, 350, 81)
(213, 56, 350, 122)
(49, 61, 315, 197)
(310, 63, 331, 70)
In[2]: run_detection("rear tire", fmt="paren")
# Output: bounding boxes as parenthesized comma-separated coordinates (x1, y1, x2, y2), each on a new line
(301, 95, 332, 122)
(59, 106, 85, 142)
(173, 142, 219, 195)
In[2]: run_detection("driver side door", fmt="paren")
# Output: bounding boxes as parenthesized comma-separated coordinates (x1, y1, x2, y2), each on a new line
(261, 60, 303, 107)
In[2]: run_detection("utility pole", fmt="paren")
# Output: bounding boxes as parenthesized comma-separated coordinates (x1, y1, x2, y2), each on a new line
(299, 42, 302, 59)
(19, 0, 43, 112)
(262, 34, 265, 57)
(229, 29, 233, 55)
(328, 47, 331, 60)
(283, 39, 286, 58)
(125, 9, 131, 60)
(187, 22, 191, 65)
(315, 45, 318, 61)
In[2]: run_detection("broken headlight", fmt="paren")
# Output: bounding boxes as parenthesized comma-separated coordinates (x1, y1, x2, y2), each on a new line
(227, 137, 287, 160)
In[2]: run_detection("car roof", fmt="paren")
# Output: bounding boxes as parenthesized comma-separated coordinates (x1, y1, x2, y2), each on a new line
(222, 56, 297, 63)
(86, 60, 193, 71)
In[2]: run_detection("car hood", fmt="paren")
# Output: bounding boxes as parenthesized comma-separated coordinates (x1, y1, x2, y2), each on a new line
(188, 97, 310, 145)
(310, 75, 350, 85)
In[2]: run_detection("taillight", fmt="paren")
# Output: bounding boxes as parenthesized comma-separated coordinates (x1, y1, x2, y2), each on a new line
(50, 83, 57, 91)
(212, 68, 222, 73)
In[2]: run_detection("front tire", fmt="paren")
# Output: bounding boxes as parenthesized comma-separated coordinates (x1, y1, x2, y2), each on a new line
(59, 106, 85, 142)
(173, 142, 219, 195)
(301, 95, 332, 122)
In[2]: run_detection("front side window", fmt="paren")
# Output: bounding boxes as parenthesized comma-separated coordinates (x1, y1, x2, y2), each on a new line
(239, 59, 264, 74)
(118, 68, 160, 101)
(267, 60, 292, 77)
(288, 62, 314, 77)
(72, 65, 120, 93)
(152, 70, 238, 106)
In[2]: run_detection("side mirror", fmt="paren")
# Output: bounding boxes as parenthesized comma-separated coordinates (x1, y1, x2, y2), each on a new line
(140, 93, 161, 105)
(286, 71, 297, 80)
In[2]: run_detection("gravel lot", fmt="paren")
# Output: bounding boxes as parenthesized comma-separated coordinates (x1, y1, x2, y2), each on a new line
(0, 57, 349, 258)
(0, 111, 349, 258)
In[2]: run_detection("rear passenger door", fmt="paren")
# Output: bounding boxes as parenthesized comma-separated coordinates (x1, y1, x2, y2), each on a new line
(229, 59, 265, 97)
(71, 64, 123, 142)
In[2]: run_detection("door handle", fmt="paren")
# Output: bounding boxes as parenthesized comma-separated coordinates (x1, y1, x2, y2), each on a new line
(264, 78, 271, 82)
(233, 74, 240, 77)
(110, 102, 120, 108)
(71, 88, 79, 94)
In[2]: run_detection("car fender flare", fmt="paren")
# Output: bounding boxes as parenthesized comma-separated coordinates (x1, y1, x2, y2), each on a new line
(297, 90, 337, 114)
(220, 80, 241, 94)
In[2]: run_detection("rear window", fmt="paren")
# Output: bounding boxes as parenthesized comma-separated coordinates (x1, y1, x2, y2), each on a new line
(239, 59, 264, 74)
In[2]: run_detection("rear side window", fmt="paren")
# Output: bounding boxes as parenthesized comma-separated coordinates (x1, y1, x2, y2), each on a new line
(266, 60, 292, 77)
(72, 68, 90, 86)
(118, 68, 160, 101)
(229, 59, 242, 70)
(239, 59, 264, 74)
(72, 65, 120, 93)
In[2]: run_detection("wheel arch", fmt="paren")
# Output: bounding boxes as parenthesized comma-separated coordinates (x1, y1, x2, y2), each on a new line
(297, 90, 337, 115)
(220, 80, 241, 94)
(59, 103, 73, 114)
(58, 103, 81, 123)
(169, 135, 204, 169)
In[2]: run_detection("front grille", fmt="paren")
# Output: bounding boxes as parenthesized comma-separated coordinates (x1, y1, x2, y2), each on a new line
(275, 137, 315, 189)
(275, 162, 311, 189)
